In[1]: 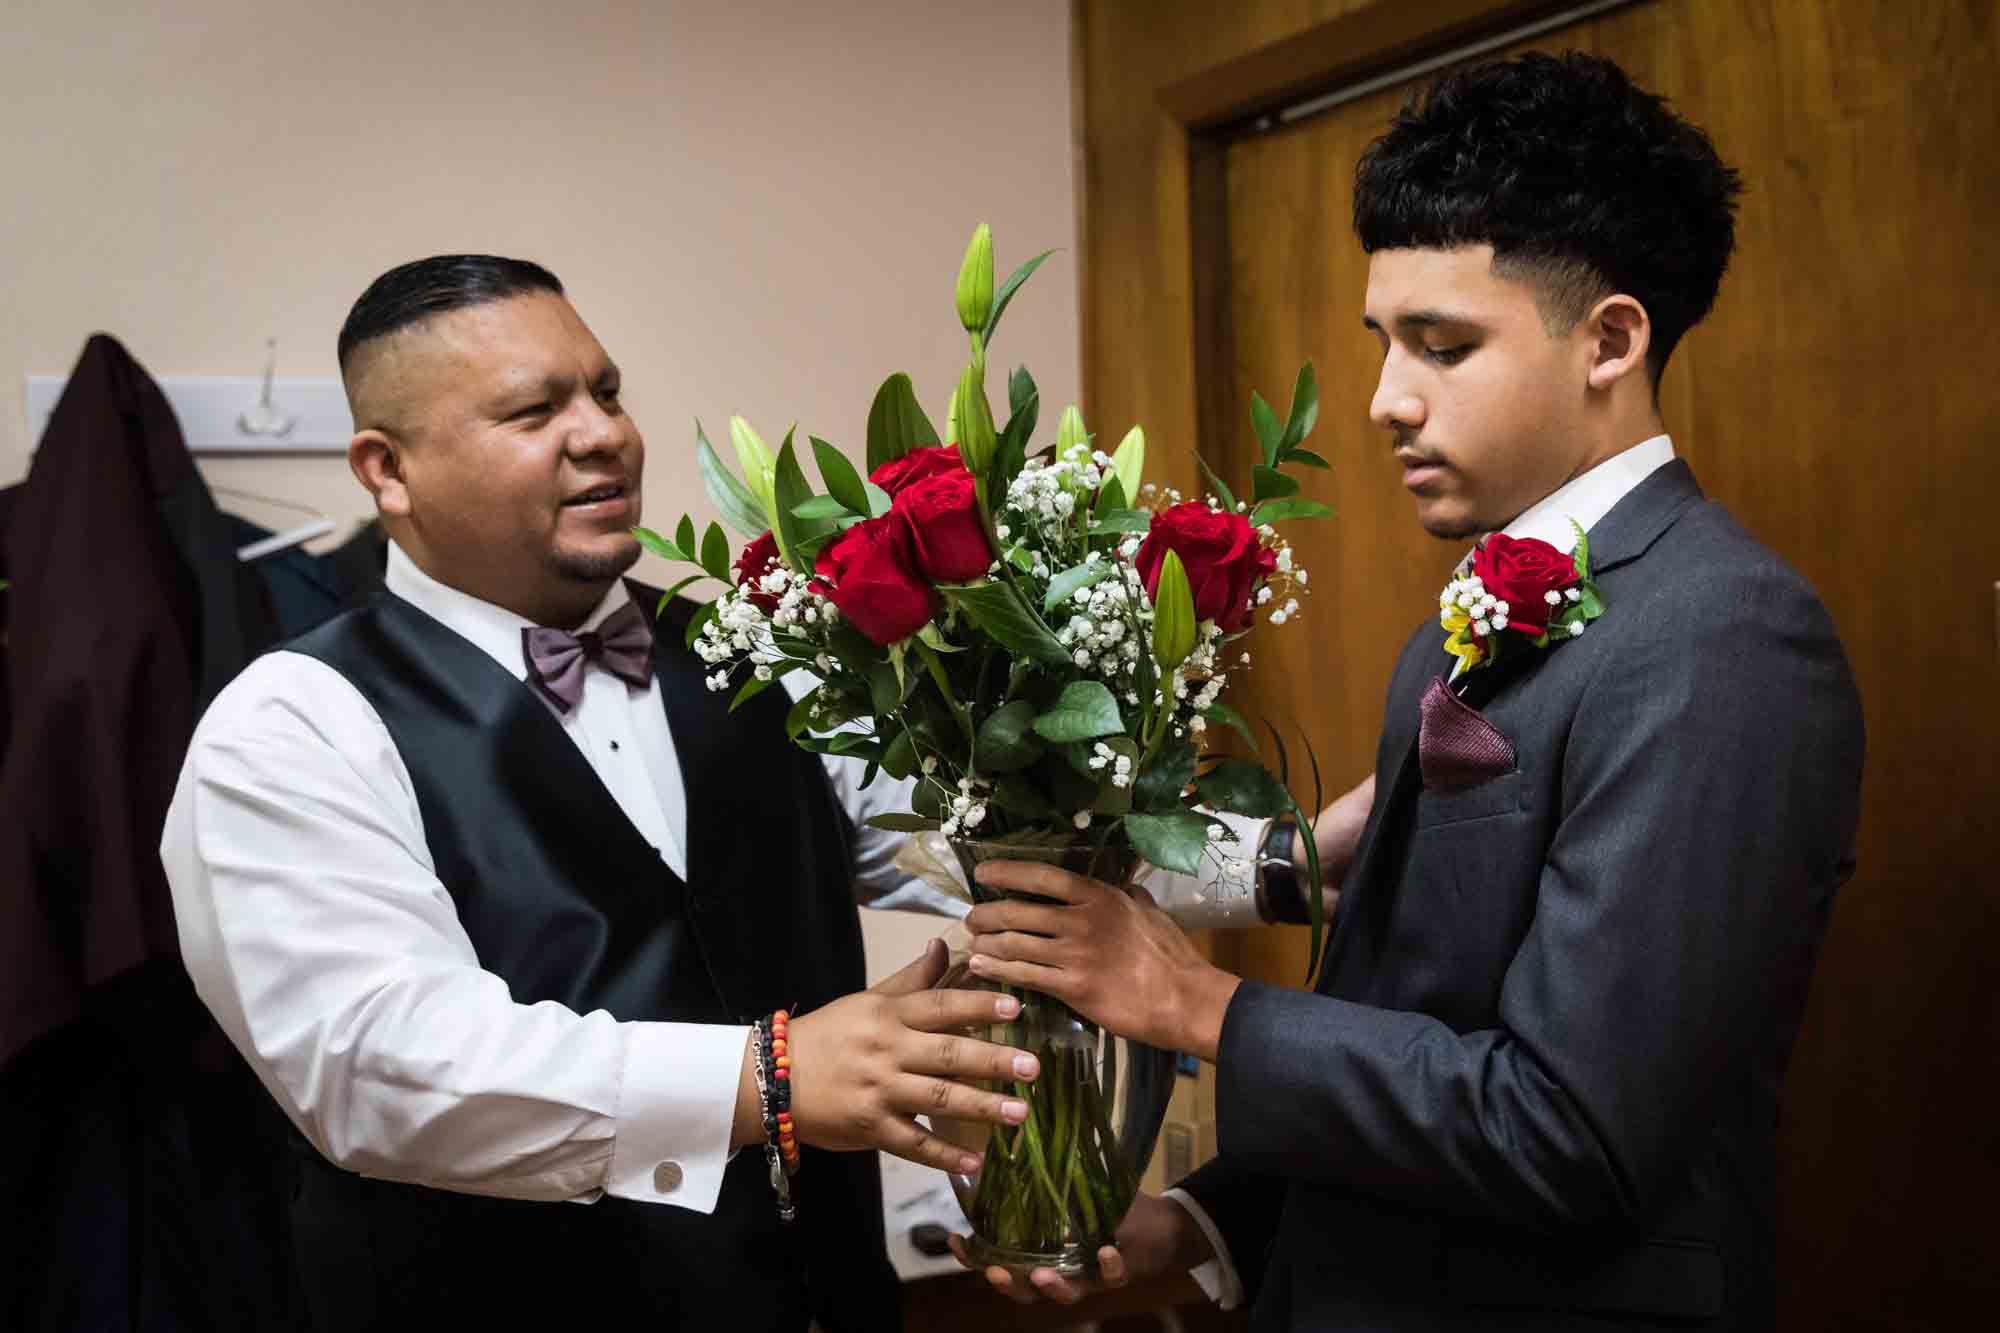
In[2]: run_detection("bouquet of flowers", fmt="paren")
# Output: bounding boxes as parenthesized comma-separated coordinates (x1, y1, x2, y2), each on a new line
(636, 224, 1331, 1270)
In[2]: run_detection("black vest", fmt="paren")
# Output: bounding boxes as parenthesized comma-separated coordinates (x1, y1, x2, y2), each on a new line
(278, 585, 897, 1333)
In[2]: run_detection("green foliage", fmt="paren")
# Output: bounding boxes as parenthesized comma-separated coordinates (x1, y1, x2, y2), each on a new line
(865, 372, 941, 475)
(697, 420, 768, 538)
(1122, 811, 1211, 876)
(1031, 681, 1123, 743)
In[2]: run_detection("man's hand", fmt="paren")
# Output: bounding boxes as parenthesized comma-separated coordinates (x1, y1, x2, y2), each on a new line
(963, 863, 1241, 1061)
(735, 939, 1040, 1175)
(948, 1191, 1210, 1306)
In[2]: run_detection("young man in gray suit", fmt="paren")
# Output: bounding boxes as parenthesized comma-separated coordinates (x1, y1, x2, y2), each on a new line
(956, 52, 1863, 1330)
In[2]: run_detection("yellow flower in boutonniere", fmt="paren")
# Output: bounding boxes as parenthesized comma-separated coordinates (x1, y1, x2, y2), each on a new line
(1438, 595, 1486, 672)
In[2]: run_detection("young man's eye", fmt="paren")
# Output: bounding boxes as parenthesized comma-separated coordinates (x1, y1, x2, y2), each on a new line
(1425, 345, 1471, 366)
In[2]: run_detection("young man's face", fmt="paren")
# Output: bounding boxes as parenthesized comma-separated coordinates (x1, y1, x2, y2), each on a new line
(1362, 245, 1591, 541)
(375, 291, 646, 619)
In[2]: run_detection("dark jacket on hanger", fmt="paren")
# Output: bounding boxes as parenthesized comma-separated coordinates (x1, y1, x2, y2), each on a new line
(0, 334, 293, 1332)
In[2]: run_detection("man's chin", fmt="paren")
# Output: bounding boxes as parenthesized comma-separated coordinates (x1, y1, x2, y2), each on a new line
(550, 538, 643, 583)
(1414, 502, 1481, 544)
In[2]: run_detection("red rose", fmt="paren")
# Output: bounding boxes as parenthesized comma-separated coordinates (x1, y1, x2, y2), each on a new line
(1134, 501, 1278, 631)
(1471, 533, 1579, 637)
(813, 514, 935, 645)
(732, 530, 784, 613)
(869, 443, 965, 497)
(892, 468, 992, 583)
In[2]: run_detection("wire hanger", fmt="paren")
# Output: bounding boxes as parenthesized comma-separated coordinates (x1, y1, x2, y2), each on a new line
(210, 484, 340, 562)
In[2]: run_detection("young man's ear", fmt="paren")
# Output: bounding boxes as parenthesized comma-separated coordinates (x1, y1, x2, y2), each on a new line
(349, 429, 412, 518)
(1584, 294, 1653, 391)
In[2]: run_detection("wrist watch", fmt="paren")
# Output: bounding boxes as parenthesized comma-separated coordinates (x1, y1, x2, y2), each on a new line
(1256, 816, 1310, 925)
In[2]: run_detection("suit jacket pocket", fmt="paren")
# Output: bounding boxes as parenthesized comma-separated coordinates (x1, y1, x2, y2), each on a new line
(1444, 1233, 1724, 1321)
(1414, 770, 1522, 829)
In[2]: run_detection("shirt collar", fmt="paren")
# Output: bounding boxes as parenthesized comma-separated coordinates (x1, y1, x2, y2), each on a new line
(384, 541, 631, 683)
(1495, 434, 1676, 555)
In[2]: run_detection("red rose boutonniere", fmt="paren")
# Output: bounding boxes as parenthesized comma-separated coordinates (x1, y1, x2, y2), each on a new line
(1439, 520, 1605, 680)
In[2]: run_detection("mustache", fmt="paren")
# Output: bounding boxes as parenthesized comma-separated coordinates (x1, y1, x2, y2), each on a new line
(1393, 435, 1446, 467)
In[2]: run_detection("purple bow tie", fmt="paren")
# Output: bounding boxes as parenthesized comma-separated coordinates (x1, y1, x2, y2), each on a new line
(522, 600, 654, 714)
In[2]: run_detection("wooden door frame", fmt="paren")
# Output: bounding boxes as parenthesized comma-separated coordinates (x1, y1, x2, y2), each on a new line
(1152, 0, 1641, 467)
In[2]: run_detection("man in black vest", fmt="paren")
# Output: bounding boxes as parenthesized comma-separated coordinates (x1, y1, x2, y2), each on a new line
(161, 255, 1039, 1332)
(955, 53, 1862, 1329)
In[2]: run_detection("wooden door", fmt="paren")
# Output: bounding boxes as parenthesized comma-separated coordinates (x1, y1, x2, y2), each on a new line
(1079, 1, 2000, 1327)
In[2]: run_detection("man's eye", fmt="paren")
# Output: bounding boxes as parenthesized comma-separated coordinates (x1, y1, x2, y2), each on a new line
(596, 385, 623, 408)
(508, 402, 551, 422)
(1425, 345, 1471, 366)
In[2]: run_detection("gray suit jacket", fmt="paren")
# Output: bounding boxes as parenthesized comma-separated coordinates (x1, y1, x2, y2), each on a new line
(1181, 461, 1862, 1330)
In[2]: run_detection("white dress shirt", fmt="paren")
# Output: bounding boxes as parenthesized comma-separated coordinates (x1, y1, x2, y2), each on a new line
(1165, 435, 1677, 1309)
(162, 543, 958, 1219)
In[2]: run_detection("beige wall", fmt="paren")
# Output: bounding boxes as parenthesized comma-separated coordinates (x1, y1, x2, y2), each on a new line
(0, 0, 1081, 563)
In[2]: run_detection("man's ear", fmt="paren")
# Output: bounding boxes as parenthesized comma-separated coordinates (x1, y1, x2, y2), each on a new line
(1584, 293, 1652, 392)
(349, 429, 412, 517)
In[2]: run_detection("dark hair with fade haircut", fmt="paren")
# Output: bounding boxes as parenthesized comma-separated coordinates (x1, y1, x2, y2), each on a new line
(1353, 51, 1743, 382)
(337, 254, 565, 373)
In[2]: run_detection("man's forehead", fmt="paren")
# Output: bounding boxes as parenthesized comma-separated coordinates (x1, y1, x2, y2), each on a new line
(1363, 245, 1519, 322)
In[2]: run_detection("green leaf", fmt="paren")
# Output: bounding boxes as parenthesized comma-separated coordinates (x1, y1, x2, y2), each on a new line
(1090, 736, 1141, 814)
(981, 248, 1056, 345)
(672, 514, 697, 560)
(866, 812, 942, 833)
(865, 660, 905, 714)
(1279, 361, 1319, 451)
(1251, 465, 1298, 502)
(993, 377, 1038, 501)
(879, 727, 920, 780)
(1123, 811, 1212, 876)
(916, 622, 966, 654)
(975, 700, 1045, 772)
(1195, 758, 1292, 817)
(1250, 497, 1334, 525)
(1571, 518, 1591, 580)
(865, 373, 941, 475)
(1134, 740, 1198, 812)
(1151, 549, 1196, 671)
(730, 670, 787, 713)
(1031, 680, 1124, 743)
(1250, 391, 1282, 467)
(653, 572, 710, 617)
(697, 422, 769, 539)
(1088, 509, 1152, 535)
(1574, 581, 1605, 618)
(632, 525, 689, 563)
(1201, 702, 1258, 753)
(792, 495, 851, 520)
(991, 774, 1060, 821)
(1281, 447, 1331, 471)
(1110, 426, 1145, 504)
(773, 430, 836, 569)
(944, 579, 1071, 666)
(1008, 365, 1038, 423)
(785, 686, 821, 740)
(811, 436, 871, 518)
(1043, 561, 1113, 612)
(863, 481, 893, 517)
(684, 600, 718, 651)
(1196, 454, 1238, 513)
(1092, 474, 1128, 518)
(699, 522, 731, 580)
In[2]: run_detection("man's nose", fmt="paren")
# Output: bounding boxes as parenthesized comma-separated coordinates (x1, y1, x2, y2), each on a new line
(566, 397, 624, 456)
(1369, 355, 1423, 433)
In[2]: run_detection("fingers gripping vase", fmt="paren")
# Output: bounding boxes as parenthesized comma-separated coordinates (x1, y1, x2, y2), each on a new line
(931, 838, 1177, 1278)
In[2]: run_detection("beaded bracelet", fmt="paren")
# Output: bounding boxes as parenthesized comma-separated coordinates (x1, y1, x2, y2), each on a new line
(766, 1009, 799, 1176)
(751, 1016, 798, 1223)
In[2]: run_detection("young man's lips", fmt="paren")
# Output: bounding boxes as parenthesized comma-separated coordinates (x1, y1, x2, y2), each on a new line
(1400, 461, 1447, 491)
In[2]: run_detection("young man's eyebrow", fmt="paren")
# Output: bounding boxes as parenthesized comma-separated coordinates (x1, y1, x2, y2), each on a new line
(1361, 309, 1476, 334)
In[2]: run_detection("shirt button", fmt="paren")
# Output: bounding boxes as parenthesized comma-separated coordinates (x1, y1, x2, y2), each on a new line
(654, 1161, 685, 1193)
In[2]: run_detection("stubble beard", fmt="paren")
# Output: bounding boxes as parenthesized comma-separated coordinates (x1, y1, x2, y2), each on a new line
(548, 537, 642, 584)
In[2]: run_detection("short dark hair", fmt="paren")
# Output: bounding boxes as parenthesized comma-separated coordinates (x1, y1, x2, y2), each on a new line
(1353, 51, 1742, 380)
(337, 254, 565, 372)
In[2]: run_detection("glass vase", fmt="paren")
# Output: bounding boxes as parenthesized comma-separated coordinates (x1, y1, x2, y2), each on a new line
(929, 836, 1177, 1278)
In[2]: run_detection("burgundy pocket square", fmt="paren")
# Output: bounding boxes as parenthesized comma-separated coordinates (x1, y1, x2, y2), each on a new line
(1418, 676, 1518, 791)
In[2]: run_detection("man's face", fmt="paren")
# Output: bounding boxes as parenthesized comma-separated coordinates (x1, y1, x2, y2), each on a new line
(1362, 245, 1589, 540)
(374, 291, 644, 618)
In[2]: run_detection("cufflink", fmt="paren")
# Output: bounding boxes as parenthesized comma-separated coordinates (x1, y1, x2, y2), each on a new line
(653, 1160, 685, 1193)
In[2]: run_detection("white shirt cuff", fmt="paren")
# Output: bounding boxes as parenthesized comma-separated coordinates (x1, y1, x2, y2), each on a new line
(1163, 1186, 1245, 1310)
(1146, 813, 1271, 930)
(605, 1020, 751, 1213)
